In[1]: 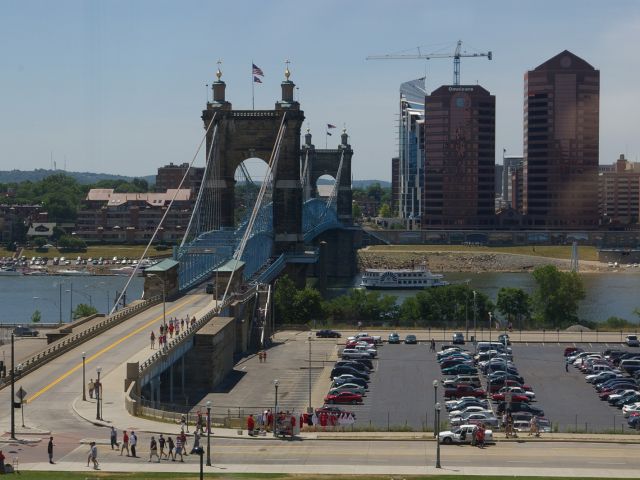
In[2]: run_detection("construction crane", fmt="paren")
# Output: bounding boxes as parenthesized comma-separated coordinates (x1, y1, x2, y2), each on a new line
(366, 40, 492, 86)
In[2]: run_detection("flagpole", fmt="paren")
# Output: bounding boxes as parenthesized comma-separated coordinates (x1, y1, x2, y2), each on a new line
(252, 61, 255, 110)
(325, 129, 328, 149)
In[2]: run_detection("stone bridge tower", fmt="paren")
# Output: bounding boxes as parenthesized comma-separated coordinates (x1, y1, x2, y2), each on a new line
(201, 66, 305, 254)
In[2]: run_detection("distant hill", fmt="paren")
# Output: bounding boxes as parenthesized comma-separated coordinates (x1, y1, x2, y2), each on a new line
(0, 169, 155, 185)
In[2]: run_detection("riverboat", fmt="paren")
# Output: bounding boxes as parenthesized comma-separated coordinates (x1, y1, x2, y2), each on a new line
(360, 263, 448, 290)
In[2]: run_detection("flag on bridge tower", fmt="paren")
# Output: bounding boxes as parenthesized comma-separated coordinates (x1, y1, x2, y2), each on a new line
(251, 62, 264, 110)
(327, 124, 337, 129)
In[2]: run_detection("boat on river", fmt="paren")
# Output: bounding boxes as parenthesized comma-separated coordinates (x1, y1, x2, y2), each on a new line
(360, 262, 448, 290)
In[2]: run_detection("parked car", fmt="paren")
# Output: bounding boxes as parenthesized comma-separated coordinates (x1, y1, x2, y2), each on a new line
(496, 402, 544, 417)
(388, 332, 400, 344)
(626, 335, 640, 347)
(450, 412, 499, 428)
(316, 329, 341, 338)
(404, 334, 418, 344)
(340, 348, 372, 360)
(448, 405, 493, 418)
(497, 386, 535, 401)
(444, 385, 486, 399)
(452, 332, 465, 345)
(324, 391, 363, 405)
(498, 333, 511, 345)
(445, 397, 490, 412)
(334, 361, 370, 373)
(330, 366, 369, 381)
(442, 364, 478, 376)
(13, 326, 39, 337)
(439, 425, 494, 445)
(492, 391, 530, 403)
(442, 375, 482, 389)
(332, 375, 368, 389)
(328, 384, 366, 396)
(622, 402, 640, 417)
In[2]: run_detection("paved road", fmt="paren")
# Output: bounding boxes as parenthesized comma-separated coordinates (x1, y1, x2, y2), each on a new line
(21, 438, 640, 476)
(0, 289, 213, 463)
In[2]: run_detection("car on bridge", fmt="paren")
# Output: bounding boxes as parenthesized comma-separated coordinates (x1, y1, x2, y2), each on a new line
(438, 425, 494, 445)
(324, 391, 363, 405)
(13, 326, 39, 337)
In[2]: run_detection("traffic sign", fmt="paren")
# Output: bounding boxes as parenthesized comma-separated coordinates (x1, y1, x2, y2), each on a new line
(16, 387, 27, 401)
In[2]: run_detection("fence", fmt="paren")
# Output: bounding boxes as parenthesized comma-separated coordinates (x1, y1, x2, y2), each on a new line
(0, 295, 161, 390)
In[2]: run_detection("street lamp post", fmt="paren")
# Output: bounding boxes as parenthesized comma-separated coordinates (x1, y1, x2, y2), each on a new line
(489, 311, 493, 346)
(82, 352, 87, 401)
(435, 402, 442, 468)
(96, 366, 102, 420)
(432, 379, 438, 437)
(9, 333, 16, 439)
(273, 379, 279, 437)
(206, 400, 212, 466)
(473, 290, 477, 343)
(307, 332, 312, 413)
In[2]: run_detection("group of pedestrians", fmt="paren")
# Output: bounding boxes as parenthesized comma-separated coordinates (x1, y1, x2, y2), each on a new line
(150, 315, 197, 350)
(87, 379, 101, 399)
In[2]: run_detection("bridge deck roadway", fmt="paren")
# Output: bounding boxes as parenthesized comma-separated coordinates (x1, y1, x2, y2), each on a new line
(0, 288, 213, 464)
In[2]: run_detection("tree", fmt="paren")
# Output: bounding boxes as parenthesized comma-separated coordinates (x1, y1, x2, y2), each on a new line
(274, 275, 297, 323)
(496, 287, 531, 329)
(378, 203, 392, 217)
(73, 303, 98, 320)
(531, 265, 585, 328)
(34, 237, 47, 248)
(352, 202, 362, 219)
(31, 310, 41, 323)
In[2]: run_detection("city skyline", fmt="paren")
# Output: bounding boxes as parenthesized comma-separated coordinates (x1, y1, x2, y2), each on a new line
(2, 0, 640, 180)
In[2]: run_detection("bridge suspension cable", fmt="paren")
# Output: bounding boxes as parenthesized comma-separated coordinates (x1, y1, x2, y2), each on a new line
(109, 112, 217, 314)
(219, 113, 287, 306)
(322, 149, 344, 218)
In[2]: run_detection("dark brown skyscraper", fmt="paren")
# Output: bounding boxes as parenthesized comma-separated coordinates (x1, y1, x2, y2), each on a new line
(423, 85, 495, 228)
(523, 50, 600, 228)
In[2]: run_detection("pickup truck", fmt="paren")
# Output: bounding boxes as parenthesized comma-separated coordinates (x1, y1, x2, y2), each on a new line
(438, 424, 494, 445)
(444, 385, 486, 399)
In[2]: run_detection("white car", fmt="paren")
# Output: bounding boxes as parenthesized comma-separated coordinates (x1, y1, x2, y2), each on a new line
(498, 386, 535, 401)
(445, 397, 489, 411)
(450, 412, 499, 427)
(341, 348, 372, 359)
(448, 405, 493, 418)
(608, 389, 638, 403)
(329, 384, 366, 396)
(439, 424, 494, 445)
(623, 402, 640, 417)
(626, 335, 640, 347)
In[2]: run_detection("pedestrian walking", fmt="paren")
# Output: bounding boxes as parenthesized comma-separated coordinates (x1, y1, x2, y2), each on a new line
(263, 350, 267, 362)
(88, 379, 95, 399)
(150, 331, 155, 349)
(181, 318, 185, 331)
(120, 430, 130, 456)
(565, 357, 569, 372)
(174, 434, 184, 462)
(0, 449, 5, 474)
(180, 414, 188, 433)
(158, 434, 167, 459)
(148, 436, 160, 463)
(48, 436, 55, 464)
(179, 431, 189, 456)
(247, 414, 255, 436)
(110, 426, 118, 450)
(130, 431, 138, 457)
(87, 442, 99, 470)
(167, 436, 175, 461)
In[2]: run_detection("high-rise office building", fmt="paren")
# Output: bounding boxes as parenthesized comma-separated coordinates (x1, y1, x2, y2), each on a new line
(599, 154, 640, 226)
(397, 78, 426, 226)
(423, 85, 495, 228)
(523, 50, 600, 228)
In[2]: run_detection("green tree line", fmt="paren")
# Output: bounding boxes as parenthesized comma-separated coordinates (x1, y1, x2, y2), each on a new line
(273, 266, 629, 330)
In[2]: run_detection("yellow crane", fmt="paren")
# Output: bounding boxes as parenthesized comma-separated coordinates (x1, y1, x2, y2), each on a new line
(366, 40, 492, 86)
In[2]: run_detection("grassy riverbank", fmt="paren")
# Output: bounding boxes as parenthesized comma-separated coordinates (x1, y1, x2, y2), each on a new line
(1, 245, 168, 260)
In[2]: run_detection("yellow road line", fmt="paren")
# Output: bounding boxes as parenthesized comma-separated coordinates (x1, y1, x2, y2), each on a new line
(26, 297, 196, 404)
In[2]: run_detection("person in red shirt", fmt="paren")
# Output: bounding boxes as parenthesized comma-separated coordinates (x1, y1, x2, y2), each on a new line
(0, 449, 6, 473)
(247, 414, 255, 435)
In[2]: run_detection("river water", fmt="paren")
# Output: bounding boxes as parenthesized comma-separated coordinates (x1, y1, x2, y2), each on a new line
(0, 275, 144, 324)
(344, 271, 640, 324)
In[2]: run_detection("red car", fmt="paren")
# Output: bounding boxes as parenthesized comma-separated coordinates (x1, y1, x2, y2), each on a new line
(324, 392, 363, 404)
(492, 392, 530, 403)
(346, 339, 375, 348)
(444, 385, 486, 399)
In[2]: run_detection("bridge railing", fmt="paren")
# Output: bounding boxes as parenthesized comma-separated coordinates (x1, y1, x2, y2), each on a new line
(0, 295, 162, 391)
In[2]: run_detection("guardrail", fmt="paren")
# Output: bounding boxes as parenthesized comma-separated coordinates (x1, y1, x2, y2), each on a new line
(0, 295, 161, 390)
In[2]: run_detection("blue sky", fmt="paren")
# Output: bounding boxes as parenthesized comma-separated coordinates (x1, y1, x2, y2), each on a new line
(1, 0, 640, 180)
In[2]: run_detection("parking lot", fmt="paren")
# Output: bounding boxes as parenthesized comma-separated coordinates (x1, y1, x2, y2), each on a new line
(333, 339, 637, 432)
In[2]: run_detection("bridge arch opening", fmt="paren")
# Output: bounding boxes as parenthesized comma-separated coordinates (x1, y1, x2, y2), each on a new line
(314, 174, 336, 200)
(234, 157, 270, 226)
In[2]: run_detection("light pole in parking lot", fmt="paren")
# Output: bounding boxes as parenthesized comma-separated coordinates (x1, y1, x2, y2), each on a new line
(307, 332, 313, 413)
(488, 311, 493, 346)
(273, 379, 279, 437)
(473, 290, 477, 343)
(435, 402, 441, 468)
(82, 352, 86, 401)
(432, 379, 438, 437)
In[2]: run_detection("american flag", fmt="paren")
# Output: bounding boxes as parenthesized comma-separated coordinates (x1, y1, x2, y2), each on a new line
(253, 76, 262, 84)
(252, 63, 264, 76)
(327, 124, 337, 129)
